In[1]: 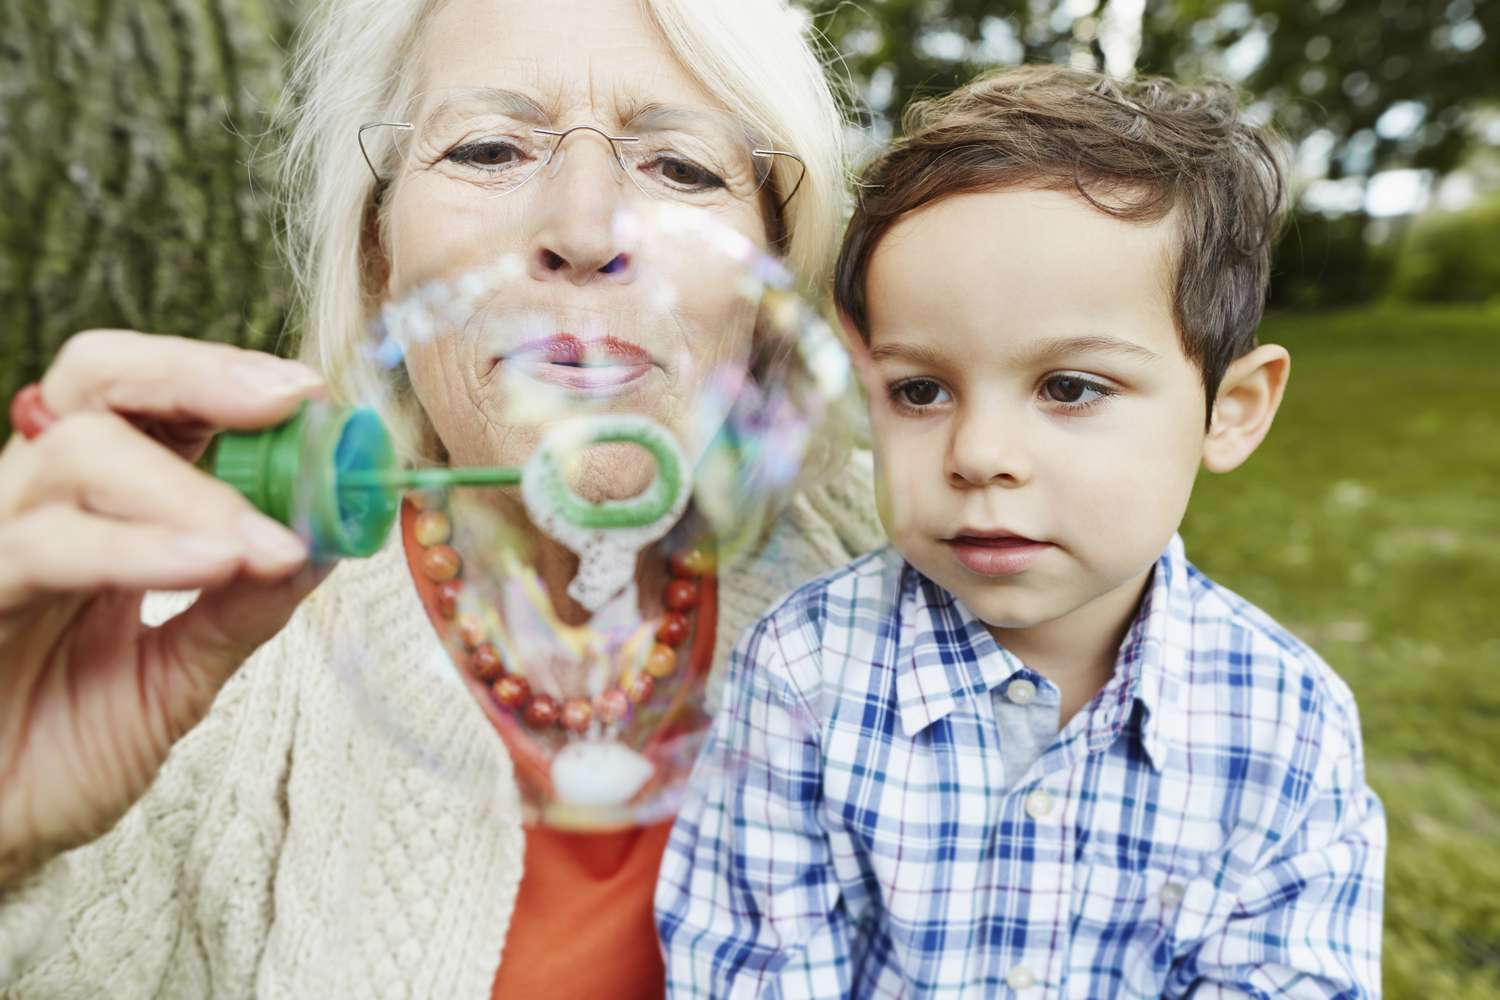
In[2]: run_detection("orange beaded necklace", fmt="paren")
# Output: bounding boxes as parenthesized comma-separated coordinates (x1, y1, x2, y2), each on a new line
(399, 495, 717, 807)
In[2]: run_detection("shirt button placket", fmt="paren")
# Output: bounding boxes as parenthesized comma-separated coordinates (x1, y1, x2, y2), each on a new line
(1008, 791, 1068, 995)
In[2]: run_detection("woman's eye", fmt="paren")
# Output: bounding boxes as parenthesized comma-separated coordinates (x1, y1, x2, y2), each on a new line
(892, 378, 949, 409)
(448, 140, 526, 169)
(650, 157, 725, 190)
(1041, 375, 1114, 408)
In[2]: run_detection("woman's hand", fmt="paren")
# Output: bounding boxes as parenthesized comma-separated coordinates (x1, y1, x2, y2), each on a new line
(0, 331, 330, 887)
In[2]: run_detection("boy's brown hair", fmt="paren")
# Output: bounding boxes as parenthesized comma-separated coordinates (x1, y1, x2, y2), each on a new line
(834, 64, 1288, 415)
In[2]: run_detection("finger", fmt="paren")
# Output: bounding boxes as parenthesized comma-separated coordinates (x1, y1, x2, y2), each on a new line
(3, 412, 307, 579)
(39, 330, 324, 434)
(142, 561, 334, 736)
(0, 506, 248, 608)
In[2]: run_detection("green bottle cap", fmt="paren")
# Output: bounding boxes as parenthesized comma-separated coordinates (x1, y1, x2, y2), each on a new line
(214, 403, 401, 560)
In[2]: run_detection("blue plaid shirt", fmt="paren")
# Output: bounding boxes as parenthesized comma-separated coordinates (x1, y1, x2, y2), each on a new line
(656, 535, 1384, 998)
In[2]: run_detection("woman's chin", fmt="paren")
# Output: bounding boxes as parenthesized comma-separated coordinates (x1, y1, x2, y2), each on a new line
(565, 449, 661, 505)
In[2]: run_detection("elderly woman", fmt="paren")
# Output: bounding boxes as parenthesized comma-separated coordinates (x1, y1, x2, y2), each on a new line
(0, 0, 880, 995)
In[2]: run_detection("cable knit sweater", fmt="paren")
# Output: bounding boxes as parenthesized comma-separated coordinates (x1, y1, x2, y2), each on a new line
(0, 453, 883, 999)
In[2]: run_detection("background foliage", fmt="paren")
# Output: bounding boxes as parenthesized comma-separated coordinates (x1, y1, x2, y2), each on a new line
(2, 1, 1497, 995)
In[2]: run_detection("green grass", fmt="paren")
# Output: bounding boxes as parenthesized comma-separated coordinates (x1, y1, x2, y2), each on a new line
(1180, 305, 1500, 999)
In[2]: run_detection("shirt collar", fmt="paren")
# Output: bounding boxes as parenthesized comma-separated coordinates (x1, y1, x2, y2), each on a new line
(1081, 533, 1193, 772)
(891, 536, 1194, 770)
(893, 559, 1024, 738)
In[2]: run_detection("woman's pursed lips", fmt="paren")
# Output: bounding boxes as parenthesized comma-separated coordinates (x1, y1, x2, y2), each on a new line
(490, 333, 659, 395)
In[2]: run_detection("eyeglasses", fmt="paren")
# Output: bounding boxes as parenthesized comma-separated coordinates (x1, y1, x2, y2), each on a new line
(358, 88, 806, 211)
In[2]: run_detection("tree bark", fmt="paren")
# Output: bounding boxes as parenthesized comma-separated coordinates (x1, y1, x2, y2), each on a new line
(0, 0, 297, 438)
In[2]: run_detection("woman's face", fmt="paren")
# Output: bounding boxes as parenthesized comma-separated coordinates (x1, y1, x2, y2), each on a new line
(381, 0, 772, 496)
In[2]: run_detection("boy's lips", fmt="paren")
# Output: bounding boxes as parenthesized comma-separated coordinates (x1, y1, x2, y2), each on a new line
(944, 530, 1053, 577)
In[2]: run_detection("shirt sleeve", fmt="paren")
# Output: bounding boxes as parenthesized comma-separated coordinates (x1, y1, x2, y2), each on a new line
(656, 610, 850, 999)
(1169, 708, 1387, 999)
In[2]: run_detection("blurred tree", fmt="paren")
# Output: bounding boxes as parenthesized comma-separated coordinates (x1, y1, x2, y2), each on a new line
(800, 0, 1499, 181)
(1270, 210, 1399, 309)
(1172, 0, 1500, 179)
(1388, 192, 1500, 301)
(0, 0, 296, 437)
(798, 0, 1499, 309)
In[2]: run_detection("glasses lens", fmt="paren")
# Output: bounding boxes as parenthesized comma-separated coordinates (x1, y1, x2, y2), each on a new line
(614, 111, 774, 205)
(392, 89, 554, 196)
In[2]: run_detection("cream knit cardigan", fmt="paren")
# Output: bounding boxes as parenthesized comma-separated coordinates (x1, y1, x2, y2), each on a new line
(0, 454, 882, 999)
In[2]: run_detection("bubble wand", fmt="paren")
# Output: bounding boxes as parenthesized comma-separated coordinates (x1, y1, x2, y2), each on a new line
(213, 403, 687, 595)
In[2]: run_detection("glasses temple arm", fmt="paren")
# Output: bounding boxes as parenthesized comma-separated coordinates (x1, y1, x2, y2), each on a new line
(358, 121, 415, 183)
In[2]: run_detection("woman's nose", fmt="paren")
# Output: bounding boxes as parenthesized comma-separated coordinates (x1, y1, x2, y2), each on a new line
(527, 133, 636, 286)
(946, 406, 1032, 488)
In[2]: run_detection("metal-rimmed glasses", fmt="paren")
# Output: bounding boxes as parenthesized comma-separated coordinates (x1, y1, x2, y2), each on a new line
(357, 88, 806, 210)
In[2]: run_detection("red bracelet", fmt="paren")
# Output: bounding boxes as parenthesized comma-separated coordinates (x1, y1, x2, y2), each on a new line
(9, 383, 57, 440)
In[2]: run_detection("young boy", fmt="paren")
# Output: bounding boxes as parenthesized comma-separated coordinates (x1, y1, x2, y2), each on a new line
(656, 66, 1384, 998)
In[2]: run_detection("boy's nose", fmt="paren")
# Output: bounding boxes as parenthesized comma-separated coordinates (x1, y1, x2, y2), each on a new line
(946, 410, 1032, 488)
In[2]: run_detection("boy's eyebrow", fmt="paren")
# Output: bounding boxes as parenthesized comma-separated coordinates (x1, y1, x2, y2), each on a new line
(868, 335, 1160, 368)
(1022, 335, 1162, 366)
(867, 341, 952, 368)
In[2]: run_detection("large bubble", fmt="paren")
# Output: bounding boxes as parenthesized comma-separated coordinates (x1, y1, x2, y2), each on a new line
(328, 201, 853, 829)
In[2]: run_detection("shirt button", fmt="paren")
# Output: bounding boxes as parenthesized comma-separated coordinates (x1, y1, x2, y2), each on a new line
(1006, 678, 1037, 705)
(1024, 789, 1055, 819)
(1160, 881, 1185, 908)
(1005, 965, 1036, 990)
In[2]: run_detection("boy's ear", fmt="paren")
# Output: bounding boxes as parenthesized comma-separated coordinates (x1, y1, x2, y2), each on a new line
(1201, 343, 1291, 474)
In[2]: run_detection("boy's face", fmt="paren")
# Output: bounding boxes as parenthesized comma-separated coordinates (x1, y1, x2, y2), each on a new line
(861, 188, 1208, 637)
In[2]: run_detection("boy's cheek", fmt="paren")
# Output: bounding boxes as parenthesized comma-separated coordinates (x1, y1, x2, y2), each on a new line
(870, 445, 922, 543)
(871, 455, 902, 538)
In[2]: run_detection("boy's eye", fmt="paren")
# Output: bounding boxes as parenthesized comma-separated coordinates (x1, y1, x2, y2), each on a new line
(893, 378, 949, 408)
(1041, 374, 1115, 409)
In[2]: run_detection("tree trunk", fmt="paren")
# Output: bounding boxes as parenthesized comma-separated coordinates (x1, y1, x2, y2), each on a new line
(0, 0, 297, 438)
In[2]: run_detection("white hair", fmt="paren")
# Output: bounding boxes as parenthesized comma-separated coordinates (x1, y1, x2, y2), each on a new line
(276, 0, 849, 460)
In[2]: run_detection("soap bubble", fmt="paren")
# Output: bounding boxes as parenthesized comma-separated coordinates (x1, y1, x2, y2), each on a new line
(329, 200, 854, 829)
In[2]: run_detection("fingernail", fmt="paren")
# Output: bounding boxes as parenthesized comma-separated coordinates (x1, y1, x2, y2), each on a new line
(238, 512, 308, 564)
(233, 360, 324, 397)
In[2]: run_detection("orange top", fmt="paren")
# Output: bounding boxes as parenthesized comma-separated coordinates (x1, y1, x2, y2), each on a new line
(492, 822, 672, 999)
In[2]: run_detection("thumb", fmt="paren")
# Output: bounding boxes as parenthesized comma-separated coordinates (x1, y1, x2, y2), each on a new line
(145, 563, 333, 736)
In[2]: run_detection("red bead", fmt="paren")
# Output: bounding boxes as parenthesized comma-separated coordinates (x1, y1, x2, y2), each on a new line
(413, 510, 452, 546)
(664, 579, 699, 612)
(655, 612, 689, 647)
(471, 643, 504, 681)
(623, 672, 655, 704)
(9, 383, 56, 440)
(560, 699, 593, 733)
(493, 675, 530, 708)
(594, 688, 630, 724)
(524, 693, 560, 728)
(645, 643, 677, 679)
(436, 579, 462, 620)
(456, 613, 486, 649)
(421, 544, 462, 582)
(669, 548, 714, 578)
